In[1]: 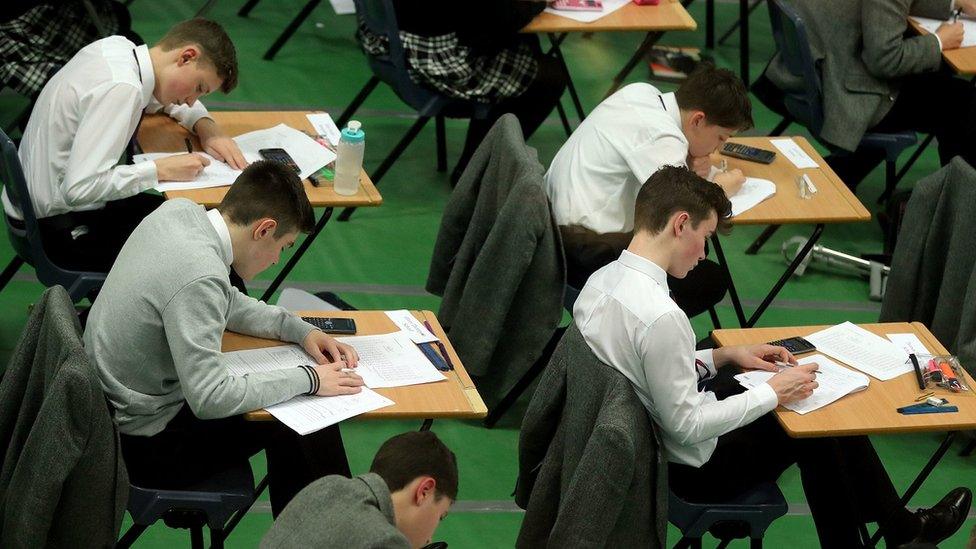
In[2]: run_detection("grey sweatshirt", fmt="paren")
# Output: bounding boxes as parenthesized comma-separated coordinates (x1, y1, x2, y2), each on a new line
(84, 198, 317, 436)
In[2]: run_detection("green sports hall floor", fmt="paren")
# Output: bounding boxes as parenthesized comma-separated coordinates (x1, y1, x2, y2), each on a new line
(1, 1, 973, 547)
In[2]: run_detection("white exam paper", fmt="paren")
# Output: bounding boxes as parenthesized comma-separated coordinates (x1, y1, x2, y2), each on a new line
(384, 310, 439, 344)
(234, 123, 337, 179)
(221, 345, 393, 435)
(912, 16, 976, 48)
(336, 332, 446, 388)
(735, 354, 869, 414)
(708, 166, 776, 216)
(329, 0, 355, 15)
(134, 152, 243, 192)
(770, 138, 819, 169)
(265, 390, 393, 435)
(886, 333, 930, 356)
(544, 0, 629, 23)
(306, 113, 342, 146)
(804, 322, 912, 381)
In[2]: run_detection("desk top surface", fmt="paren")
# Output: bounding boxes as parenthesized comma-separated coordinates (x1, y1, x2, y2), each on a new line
(908, 18, 976, 75)
(522, 0, 696, 33)
(223, 310, 488, 421)
(718, 136, 871, 225)
(137, 111, 382, 208)
(712, 322, 976, 437)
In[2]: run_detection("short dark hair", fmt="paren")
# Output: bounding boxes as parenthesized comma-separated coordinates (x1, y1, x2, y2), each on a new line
(675, 63, 753, 131)
(370, 431, 458, 501)
(156, 18, 238, 93)
(633, 165, 732, 236)
(219, 160, 315, 236)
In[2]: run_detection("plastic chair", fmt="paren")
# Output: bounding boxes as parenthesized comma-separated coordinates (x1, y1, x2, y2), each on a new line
(117, 461, 264, 549)
(669, 482, 789, 549)
(748, 0, 919, 255)
(334, 0, 491, 221)
(0, 128, 105, 302)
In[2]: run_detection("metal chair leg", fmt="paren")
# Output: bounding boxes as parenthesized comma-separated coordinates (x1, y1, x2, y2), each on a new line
(336, 76, 380, 128)
(770, 116, 792, 136)
(484, 327, 565, 428)
(339, 116, 431, 221)
(116, 523, 149, 548)
(190, 525, 205, 549)
(0, 256, 24, 294)
(435, 116, 447, 172)
(877, 159, 898, 204)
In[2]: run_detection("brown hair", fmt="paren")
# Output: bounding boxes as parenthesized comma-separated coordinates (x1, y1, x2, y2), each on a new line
(675, 63, 753, 131)
(633, 165, 732, 236)
(156, 18, 238, 93)
(371, 431, 458, 501)
(219, 160, 315, 236)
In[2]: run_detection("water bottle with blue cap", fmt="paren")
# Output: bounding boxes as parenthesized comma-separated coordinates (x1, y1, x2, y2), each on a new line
(334, 120, 365, 195)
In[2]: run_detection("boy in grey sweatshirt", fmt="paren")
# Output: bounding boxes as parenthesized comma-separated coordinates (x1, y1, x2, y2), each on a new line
(84, 160, 364, 514)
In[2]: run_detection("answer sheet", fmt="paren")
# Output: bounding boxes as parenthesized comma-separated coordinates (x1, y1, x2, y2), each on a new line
(735, 354, 869, 414)
(804, 322, 912, 381)
(336, 332, 446, 388)
(134, 152, 243, 192)
(708, 166, 776, 216)
(912, 16, 976, 49)
(265, 390, 393, 435)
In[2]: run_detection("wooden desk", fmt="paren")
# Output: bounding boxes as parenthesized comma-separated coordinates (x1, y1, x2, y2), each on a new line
(713, 322, 976, 437)
(908, 18, 976, 75)
(522, 0, 697, 126)
(712, 321, 975, 546)
(137, 111, 382, 208)
(137, 111, 383, 303)
(227, 310, 488, 422)
(710, 136, 870, 327)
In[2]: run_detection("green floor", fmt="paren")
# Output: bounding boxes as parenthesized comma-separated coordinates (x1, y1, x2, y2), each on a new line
(2, 0, 974, 547)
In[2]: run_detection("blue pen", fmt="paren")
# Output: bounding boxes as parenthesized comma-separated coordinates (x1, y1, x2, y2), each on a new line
(899, 405, 958, 415)
(417, 342, 450, 372)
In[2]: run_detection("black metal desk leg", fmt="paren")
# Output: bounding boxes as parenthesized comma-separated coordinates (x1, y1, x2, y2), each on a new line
(262, 0, 322, 61)
(706, 0, 715, 49)
(420, 419, 433, 431)
(739, 0, 750, 84)
(547, 33, 586, 123)
(238, 0, 261, 17)
(710, 235, 748, 328)
(605, 31, 664, 98)
(867, 432, 957, 548)
(259, 207, 333, 303)
(745, 223, 824, 327)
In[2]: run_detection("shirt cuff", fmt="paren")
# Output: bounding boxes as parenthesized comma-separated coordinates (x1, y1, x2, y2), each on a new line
(753, 382, 780, 412)
(934, 32, 944, 52)
(695, 349, 718, 380)
(135, 160, 159, 190)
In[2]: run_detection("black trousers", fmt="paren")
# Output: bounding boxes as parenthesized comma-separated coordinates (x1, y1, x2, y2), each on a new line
(119, 405, 351, 517)
(826, 70, 976, 189)
(36, 192, 164, 273)
(559, 226, 727, 319)
(452, 44, 568, 182)
(669, 413, 907, 548)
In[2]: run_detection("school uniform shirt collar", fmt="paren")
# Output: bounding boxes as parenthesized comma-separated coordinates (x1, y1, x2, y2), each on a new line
(618, 249, 670, 293)
(133, 43, 155, 107)
(206, 208, 234, 267)
(660, 92, 682, 129)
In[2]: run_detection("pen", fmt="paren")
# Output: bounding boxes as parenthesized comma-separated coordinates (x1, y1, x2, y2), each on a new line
(953, 7, 962, 23)
(910, 353, 926, 390)
(184, 137, 193, 154)
(423, 320, 454, 371)
(774, 360, 819, 372)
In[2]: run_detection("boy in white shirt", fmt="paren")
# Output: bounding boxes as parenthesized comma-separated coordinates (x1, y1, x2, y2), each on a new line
(574, 165, 972, 547)
(546, 65, 750, 318)
(3, 18, 246, 274)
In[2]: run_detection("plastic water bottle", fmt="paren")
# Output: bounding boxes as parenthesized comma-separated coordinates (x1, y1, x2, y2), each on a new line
(334, 121, 365, 195)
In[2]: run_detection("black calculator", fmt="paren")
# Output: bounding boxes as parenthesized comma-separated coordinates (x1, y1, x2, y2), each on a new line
(720, 142, 777, 164)
(767, 336, 816, 355)
(301, 317, 357, 334)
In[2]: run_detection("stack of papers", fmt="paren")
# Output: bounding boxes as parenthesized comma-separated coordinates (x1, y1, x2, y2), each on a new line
(912, 16, 976, 48)
(735, 354, 869, 414)
(221, 331, 445, 434)
(804, 322, 912, 381)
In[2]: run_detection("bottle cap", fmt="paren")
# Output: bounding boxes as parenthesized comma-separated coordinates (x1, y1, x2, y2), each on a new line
(341, 120, 365, 143)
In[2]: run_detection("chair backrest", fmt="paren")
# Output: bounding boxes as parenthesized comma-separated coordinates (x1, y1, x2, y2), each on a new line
(767, 0, 826, 135)
(0, 128, 105, 302)
(353, 0, 447, 113)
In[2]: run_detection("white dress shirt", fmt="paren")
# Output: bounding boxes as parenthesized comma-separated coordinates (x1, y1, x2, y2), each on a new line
(3, 36, 211, 220)
(573, 250, 778, 467)
(206, 208, 234, 267)
(545, 83, 689, 234)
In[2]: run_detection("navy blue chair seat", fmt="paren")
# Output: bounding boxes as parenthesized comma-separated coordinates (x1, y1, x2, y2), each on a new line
(118, 460, 260, 549)
(0, 128, 105, 302)
(669, 482, 789, 549)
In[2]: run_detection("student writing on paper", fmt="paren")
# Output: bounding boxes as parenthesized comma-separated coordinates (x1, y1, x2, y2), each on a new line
(573, 166, 972, 547)
(263, 431, 457, 549)
(755, 0, 976, 189)
(85, 161, 365, 516)
(2, 18, 247, 274)
(546, 64, 749, 318)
